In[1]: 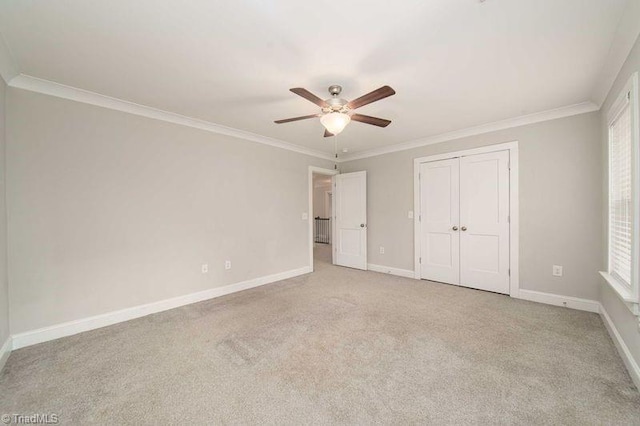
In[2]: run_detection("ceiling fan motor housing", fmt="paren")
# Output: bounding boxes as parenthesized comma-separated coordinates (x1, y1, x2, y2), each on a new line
(324, 85, 349, 113)
(324, 97, 349, 113)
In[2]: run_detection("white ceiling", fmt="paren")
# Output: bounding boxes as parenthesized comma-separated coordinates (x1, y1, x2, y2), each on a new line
(0, 0, 631, 155)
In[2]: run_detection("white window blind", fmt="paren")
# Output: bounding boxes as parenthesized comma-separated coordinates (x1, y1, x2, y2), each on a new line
(609, 92, 632, 289)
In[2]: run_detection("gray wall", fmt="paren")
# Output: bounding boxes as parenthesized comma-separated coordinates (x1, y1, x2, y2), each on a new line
(6, 88, 332, 334)
(341, 111, 603, 301)
(600, 33, 640, 369)
(0, 81, 8, 346)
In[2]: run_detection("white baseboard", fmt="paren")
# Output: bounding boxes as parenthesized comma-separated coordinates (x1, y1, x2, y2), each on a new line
(599, 303, 640, 389)
(11, 266, 311, 350)
(367, 263, 415, 279)
(516, 289, 600, 313)
(0, 336, 11, 372)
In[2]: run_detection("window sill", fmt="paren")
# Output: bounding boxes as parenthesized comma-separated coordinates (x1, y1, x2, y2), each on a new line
(600, 271, 640, 316)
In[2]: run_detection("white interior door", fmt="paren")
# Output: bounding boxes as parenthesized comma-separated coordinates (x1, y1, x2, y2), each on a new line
(334, 171, 367, 270)
(420, 159, 460, 284)
(459, 150, 510, 294)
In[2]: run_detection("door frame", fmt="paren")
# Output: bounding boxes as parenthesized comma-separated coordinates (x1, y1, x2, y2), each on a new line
(309, 166, 339, 271)
(413, 141, 520, 297)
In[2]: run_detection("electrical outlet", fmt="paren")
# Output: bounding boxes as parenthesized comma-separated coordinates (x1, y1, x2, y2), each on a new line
(552, 265, 563, 277)
(408, 211, 414, 219)
(225, 260, 232, 270)
(379, 246, 385, 254)
(201, 264, 208, 274)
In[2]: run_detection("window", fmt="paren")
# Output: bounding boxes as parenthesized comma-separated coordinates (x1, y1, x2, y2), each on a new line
(604, 72, 639, 303)
(609, 92, 633, 288)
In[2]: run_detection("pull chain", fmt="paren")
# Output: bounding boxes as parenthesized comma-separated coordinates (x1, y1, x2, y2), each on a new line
(334, 134, 341, 171)
(334, 134, 338, 170)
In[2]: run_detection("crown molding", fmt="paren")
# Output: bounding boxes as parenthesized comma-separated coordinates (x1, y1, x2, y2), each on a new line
(0, 32, 19, 84)
(9, 73, 600, 164)
(591, 0, 640, 106)
(339, 101, 600, 162)
(8, 74, 334, 161)
(7, 74, 600, 165)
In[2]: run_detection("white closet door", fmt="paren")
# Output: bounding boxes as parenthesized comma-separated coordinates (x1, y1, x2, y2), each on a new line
(420, 159, 460, 285)
(459, 150, 510, 294)
(334, 171, 367, 270)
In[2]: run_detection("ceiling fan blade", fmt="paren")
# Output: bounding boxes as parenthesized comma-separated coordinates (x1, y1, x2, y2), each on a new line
(350, 113, 392, 127)
(290, 88, 329, 108)
(324, 129, 334, 137)
(274, 114, 319, 124)
(347, 86, 396, 110)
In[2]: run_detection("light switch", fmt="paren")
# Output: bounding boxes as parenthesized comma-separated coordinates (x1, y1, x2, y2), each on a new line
(408, 211, 414, 219)
(302, 212, 308, 220)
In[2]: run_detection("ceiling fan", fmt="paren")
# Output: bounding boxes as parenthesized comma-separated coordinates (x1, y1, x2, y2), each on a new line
(274, 85, 396, 137)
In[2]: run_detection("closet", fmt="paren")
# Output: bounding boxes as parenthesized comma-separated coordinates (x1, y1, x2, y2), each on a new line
(419, 149, 510, 294)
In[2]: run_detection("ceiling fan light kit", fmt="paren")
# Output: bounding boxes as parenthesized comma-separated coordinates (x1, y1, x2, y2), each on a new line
(320, 112, 351, 135)
(275, 84, 395, 138)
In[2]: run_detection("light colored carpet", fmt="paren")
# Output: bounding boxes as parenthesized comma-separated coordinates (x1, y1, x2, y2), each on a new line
(1, 244, 639, 424)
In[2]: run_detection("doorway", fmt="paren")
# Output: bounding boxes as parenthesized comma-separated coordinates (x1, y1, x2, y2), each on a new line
(413, 142, 520, 296)
(308, 167, 368, 272)
(309, 167, 338, 270)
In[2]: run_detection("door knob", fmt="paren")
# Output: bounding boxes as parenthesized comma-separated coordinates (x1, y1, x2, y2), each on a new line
(360, 223, 366, 228)
(461, 226, 467, 231)
(452, 226, 458, 231)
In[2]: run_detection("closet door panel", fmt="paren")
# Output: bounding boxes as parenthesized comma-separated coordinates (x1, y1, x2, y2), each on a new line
(420, 159, 460, 285)
(459, 150, 510, 294)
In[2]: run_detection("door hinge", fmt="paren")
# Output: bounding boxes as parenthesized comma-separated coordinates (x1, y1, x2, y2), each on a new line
(508, 269, 511, 276)
(419, 215, 421, 222)
(419, 257, 422, 264)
